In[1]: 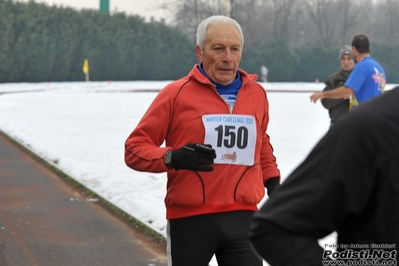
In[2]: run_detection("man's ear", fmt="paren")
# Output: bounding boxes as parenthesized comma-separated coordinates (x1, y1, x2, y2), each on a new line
(195, 45, 203, 62)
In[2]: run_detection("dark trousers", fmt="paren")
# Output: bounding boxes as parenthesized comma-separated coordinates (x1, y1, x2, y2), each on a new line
(166, 211, 262, 266)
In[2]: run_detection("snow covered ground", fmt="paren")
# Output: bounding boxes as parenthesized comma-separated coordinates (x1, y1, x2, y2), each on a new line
(1, 81, 396, 265)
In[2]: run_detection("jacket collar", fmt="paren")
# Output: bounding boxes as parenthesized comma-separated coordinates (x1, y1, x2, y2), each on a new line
(188, 64, 258, 86)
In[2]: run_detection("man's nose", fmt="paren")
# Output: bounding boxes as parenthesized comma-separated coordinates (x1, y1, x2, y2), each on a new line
(223, 49, 233, 62)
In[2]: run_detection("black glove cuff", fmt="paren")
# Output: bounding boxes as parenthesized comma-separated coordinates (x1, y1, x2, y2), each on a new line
(265, 177, 280, 197)
(169, 143, 216, 172)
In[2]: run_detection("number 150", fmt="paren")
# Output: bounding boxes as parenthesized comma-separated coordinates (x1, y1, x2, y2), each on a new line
(214, 125, 248, 149)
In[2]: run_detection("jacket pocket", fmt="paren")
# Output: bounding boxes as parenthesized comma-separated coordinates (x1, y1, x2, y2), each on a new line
(165, 172, 204, 206)
(235, 164, 265, 204)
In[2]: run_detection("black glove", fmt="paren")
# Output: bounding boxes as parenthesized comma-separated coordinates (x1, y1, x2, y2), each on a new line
(265, 177, 280, 197)
(168, 143, 216, 172)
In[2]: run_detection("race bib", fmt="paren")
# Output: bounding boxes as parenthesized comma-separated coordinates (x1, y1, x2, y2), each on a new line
(202, 114, 256, 166)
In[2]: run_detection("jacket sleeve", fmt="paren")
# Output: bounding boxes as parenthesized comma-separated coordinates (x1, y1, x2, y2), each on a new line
(249, 219, 324, 266)
(124, 88, 174, 173)
(321, 78, 347, 110)
(249, 113, 378, 265)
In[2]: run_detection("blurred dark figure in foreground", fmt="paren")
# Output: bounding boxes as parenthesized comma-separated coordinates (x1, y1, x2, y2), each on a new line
(249, 87, 399, 266)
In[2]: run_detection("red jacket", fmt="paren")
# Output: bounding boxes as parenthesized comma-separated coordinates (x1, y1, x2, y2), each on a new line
(125, 65, 280, 219)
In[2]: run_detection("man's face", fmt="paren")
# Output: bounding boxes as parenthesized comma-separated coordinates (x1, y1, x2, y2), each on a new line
(340, 54, 355, 72)
(352, 46, 360, 62)
(196, 24, 242, 85)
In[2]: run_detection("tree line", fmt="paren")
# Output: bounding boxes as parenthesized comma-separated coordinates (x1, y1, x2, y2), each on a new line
(0, 0, 398, 83)
(160, 0, 399, 48)
(0, 0, 195, 82)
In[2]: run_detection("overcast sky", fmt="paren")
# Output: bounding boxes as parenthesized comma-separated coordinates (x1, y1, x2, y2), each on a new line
(18, 0, 167, 21)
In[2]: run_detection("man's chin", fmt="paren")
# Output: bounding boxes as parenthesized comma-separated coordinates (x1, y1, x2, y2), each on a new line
(215, 76, 235, 85)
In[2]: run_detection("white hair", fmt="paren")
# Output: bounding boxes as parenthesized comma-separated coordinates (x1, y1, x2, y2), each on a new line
(196, 15, 244, 50)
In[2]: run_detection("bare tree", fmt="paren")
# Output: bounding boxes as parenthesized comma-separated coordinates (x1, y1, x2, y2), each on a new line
(154, 0, 393, 48)
(376, 0, 399, 43)
(270, 0, 300, 39)
(228, 0, 268, 46)
(387, 0, 399, 42)
(154, 0, 269, 45)
(303, 0, 359, 46)
(155, 0, 232, 40)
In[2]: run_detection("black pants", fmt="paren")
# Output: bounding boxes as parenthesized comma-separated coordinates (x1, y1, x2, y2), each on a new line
(166, 211, 262, 266)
